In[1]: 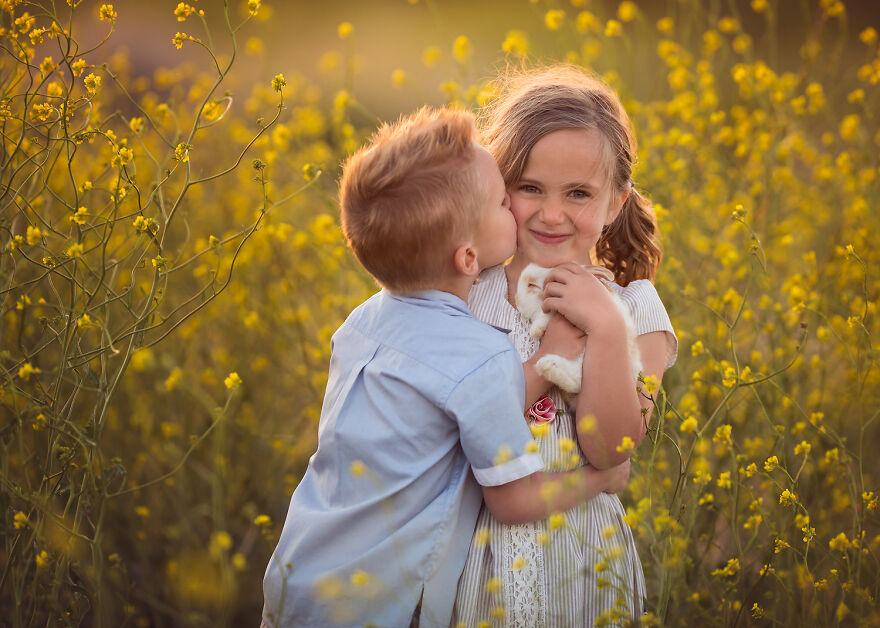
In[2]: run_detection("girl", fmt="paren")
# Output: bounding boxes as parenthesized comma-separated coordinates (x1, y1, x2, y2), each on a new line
(451, 66, 678, 627)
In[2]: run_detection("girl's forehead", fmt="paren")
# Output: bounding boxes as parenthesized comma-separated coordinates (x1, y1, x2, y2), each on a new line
(522, 128, 614, 184)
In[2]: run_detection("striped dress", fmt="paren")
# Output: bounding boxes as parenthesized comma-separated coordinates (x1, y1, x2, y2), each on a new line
(451, 266, 677, 628)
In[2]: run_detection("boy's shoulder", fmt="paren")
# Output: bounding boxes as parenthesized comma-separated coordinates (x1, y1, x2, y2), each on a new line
(341, 289, 517, 382)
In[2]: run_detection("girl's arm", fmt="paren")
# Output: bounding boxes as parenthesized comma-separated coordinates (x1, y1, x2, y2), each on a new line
(523, 314, 586, 409)
(542, 263, 643, 470)
(482, 460, 629, 525)
(635, 331, 670, 427)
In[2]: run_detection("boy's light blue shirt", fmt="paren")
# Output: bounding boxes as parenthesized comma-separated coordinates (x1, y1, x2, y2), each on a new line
(262, 289, 543, 628)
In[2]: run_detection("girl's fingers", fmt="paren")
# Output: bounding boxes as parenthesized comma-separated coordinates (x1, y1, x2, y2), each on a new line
(544, 265, 576, 284)
(541, 295, 561, 314)
(542, 281, 566, 298)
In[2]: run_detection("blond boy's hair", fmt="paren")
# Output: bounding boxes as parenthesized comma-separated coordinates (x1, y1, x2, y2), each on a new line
(340, 107, 487, 293)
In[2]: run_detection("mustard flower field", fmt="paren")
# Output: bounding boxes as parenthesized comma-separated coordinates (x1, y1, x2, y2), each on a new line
(1, 0, 878, 626)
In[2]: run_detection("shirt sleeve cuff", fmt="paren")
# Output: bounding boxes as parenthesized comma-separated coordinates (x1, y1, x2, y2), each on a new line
(472, 451, 544, 487)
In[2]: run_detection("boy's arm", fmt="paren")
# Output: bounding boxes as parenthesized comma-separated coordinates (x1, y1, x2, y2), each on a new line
(481, 461, 629, 525)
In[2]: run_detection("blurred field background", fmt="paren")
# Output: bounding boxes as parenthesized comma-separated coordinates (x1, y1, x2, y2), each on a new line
(2, 0, 879, 626)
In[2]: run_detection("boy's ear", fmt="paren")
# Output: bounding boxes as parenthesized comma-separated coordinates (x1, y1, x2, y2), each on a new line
(453, 243, 480, 278)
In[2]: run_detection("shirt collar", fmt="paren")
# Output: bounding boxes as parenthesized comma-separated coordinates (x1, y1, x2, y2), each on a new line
(386, 289, 473, 316)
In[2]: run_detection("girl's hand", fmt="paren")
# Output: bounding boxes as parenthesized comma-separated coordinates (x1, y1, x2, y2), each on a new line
(536, 314, 585, 360)
(600, 459, 630, 494)
(541, 262, 624, 333)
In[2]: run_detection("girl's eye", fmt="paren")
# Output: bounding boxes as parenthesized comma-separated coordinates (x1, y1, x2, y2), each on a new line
(569, 189, 590, 199)
(518, 184, 540, 194)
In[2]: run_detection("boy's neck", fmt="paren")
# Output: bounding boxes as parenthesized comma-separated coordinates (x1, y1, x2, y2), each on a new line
(431, 274, 477, 303)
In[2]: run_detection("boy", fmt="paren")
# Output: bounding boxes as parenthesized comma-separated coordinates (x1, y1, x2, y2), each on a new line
(262, 107, 627, 628)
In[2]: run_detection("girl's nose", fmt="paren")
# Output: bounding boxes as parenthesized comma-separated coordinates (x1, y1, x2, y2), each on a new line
(539, 198, 565, 225)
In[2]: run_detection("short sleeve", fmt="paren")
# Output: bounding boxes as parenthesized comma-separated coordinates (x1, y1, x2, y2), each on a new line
(444, 350, 544, 487)
(616, 280, 678, 369)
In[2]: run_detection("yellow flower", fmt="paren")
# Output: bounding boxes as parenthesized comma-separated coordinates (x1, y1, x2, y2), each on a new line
(840, 114, 859, 141)
(763, 455, 778, 471)
(66, 243, 83, 257)
(716, 472, 731, 488)
(548, 512, 565, 530)
(524, 440, 539, 454)
(172, 32, 188, 49)
(501, 30, 529, 57)
(616, 436, 635, 453)
(714, 424, 732, 444)
(224, 372, 242, 390)
(112, 147, 133, 167)
(174, 2, 195, 21)
(26, 226, 42, 245)
(337, 22, 353, 39)
(493, 444, 512, 465)
(577, 414, 597, 433)
(722, 365, 737, 387)
(511, 556, 527, 570)
(76, 314, 92, 328)
(35, 550, 48, 568)
(718, 17, 738, 33)
(134, 506, 150, 517)
(247, 0, 261, 16)
(860, 27, 878, 45)
(29, 28, 47, 45)
(452, 35, 471, 63)
(711, 557, 740, 578)
(350, 569, 370, 586)
(391, 68, 407, 87)
(605, 19, 622, 37)
(558, 437, 576, 454)
(173, 143, 191, 162)
(98, 4, 117, 22)
(83, 73, 101, 97)
(640, 374, 659, 395)
(847, 88, 864, 103)
(422, 46, 441, 67)
(71, 59, 87, 76)
(656, 17, 674, 34)
(271, 73, 286, 92)
(779, 489, 797, 507)
(751, 0, 767, 12)
(32, 414, 47, 431)
(350, 460, 365, 476)
(254, 514, 271, 526)
(13, 511, 28, 529)
(680, 416, 698, 433)
(576, 11, 597, 33)
(474, 527, 491, 545)
(794, 440, 811, 456)
(829, 532, 851, 552)
(617, 1, 637, 22)
(129, 117, 144, 134)
(544, 10, 565, 31)
(690, 340, 704, 356)
(484, 577, 501, 593)
(211, 531, 233, 551)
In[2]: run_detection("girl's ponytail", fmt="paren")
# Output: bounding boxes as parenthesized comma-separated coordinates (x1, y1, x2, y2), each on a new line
(595, 187, 662, 287)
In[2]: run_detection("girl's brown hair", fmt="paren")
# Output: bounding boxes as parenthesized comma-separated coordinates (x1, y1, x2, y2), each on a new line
(481, 64, 661, 286)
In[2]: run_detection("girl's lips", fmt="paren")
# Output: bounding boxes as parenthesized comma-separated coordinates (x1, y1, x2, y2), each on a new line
(531, 230, 571, 245)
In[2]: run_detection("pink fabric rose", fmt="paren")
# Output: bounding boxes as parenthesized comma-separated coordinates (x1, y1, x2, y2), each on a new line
(529, 395, 557, 425)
